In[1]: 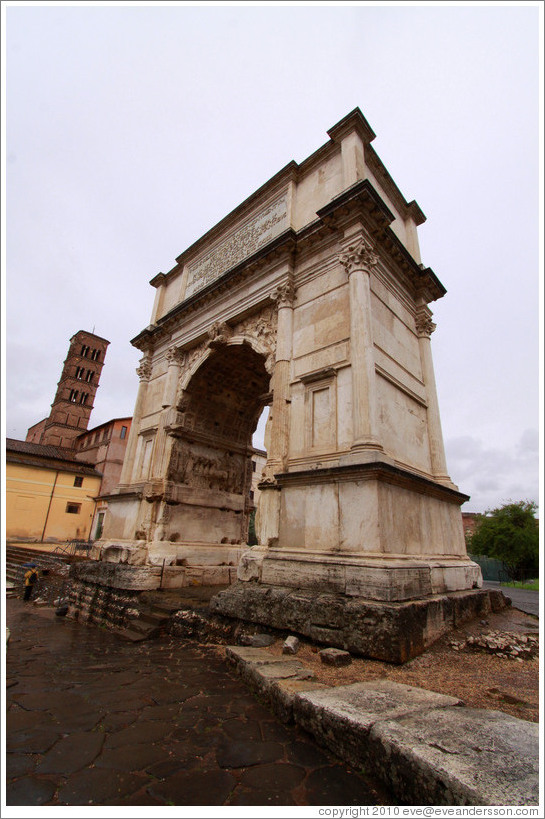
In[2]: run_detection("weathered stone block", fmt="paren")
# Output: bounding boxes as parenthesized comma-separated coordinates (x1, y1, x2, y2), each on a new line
(293, 680, 463, 770)
(319, 648, 352, 666)
(239, 633, 276, 648)
(211, 584, 506, 663)
(368, 707, 539, 806)
(282, 636, 300, 655)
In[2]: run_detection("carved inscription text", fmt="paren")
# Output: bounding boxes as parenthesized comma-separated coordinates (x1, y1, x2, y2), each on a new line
(185, 195, 288, 298)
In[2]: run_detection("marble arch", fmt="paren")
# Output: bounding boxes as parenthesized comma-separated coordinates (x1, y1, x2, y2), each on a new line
(98, 109, 486, 660)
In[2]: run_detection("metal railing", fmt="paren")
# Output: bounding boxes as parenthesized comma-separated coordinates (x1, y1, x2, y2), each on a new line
(53, 539, 94, 557)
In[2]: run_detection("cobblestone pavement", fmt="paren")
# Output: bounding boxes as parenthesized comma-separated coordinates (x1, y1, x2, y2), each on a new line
(5, 598, 393, 808)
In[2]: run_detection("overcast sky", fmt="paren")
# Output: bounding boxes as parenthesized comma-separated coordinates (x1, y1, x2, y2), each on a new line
(3, 2, 542, 514)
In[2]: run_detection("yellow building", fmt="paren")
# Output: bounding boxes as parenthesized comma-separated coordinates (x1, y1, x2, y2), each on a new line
(6, 439, 102, 542)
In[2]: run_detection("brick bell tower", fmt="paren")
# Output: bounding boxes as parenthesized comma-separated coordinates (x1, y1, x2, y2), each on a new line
(27, 330, 110, 449)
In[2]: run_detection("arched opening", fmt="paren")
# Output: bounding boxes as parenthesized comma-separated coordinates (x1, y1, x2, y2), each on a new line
(164, 341, 270, 547)
(249, 405, 270, 544)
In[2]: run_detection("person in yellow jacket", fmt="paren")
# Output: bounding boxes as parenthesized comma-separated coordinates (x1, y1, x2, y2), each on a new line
(23, 564, 39, 601)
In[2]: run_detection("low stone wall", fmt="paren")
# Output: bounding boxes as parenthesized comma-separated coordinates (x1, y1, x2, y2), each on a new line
(70, 560, 162, 590)
(66, 561, 159, 630)
(225, 647, 540, 806)
(67, 578, 142, 631)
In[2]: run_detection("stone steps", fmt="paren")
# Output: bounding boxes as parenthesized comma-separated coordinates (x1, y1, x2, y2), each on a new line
(6, 545, 72, 599)
(117, 593, 186, 642)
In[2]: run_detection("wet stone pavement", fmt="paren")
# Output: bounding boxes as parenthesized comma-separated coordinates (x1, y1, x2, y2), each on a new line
(6, 598, 393, 807)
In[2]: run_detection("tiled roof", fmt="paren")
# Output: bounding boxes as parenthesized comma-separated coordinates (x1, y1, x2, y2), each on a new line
(6, 438, 101, 475)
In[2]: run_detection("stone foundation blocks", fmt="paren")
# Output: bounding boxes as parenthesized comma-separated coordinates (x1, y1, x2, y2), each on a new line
(319, 648, 352, 666)
(211, 583, 509, 663)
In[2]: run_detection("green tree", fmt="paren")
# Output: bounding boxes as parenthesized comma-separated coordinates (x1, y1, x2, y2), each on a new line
(467, 500, 539, 581)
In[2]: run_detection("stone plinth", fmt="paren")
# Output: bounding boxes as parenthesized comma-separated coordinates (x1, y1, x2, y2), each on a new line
(210, 584, 508, 663)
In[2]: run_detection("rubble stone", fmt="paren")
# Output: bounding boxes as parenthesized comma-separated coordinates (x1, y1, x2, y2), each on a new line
(282, 636, 300, 655)
(319, 648, 352, 667)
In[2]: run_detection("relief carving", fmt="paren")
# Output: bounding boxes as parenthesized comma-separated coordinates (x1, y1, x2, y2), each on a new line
(415, 307, 436, 338)
(234, 306, 278, 356)
(136, 353, 153, 382)
(166, 346, 186, 366)
(271, 281, 296, 308)
(207, 321, 233, 348)
(339, 236, 379, 276)
(167, 440, 246, 494)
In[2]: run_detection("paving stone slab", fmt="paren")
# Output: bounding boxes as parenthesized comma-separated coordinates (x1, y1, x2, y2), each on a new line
(140, 703, 183, 721)
(6, 753, 37, 778)
(228, 788, 298, 806)
(36, 730, 105, 774)
(110, 789, 164, 806)
(226, 645, 294, 666)
(104, 719, 172, 749)
(221, 717, 262, 741)
(57, 767, 146, 805)
(6, 776, 58, 806)
(284, 738, 335, 768)
(168, 732, 220, 757)
(369, 706, 540, 806)
(99, 711, 139, 731)
(7, 708, 57, 732)
(13, 689, 91, 713)
(293, 680, 463, 767)
(148, 681, 197, 704)
(6, 727, 61, 754)
(148, 769, 236, 806)
(90, 690, 154, 712)
(304, 765, 380, 806)
(251, 660, 316, 681)
(238, 761, 306, 791)
(94, 743, 169, 772)
(216, 739, 284, 768)
(146, 758, 194, 781)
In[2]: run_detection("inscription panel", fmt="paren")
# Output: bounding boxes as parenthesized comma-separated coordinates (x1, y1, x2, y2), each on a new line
(185, 195, 288, 298)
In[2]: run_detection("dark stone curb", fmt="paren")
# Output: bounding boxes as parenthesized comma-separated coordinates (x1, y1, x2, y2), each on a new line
(225, 646, 539, 806)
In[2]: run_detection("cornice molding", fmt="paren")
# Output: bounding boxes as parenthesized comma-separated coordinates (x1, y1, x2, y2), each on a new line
(327, 107, 376, 145)
(275, 461, 469, 504)
(131, 179, 445, 353)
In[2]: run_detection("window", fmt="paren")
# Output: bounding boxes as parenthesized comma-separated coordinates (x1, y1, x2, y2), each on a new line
(120, 425, 127, 439)
(85, 370, 94, 383)
(91, 349, 100, 361)
(79, 393, 88, 405)
(75, 366, 85, 379)
(80, 345, 90, 357)
(69, 389, 79, 403)
(74, 476, 83, 487)
(66, 503, 81, 514)
(102, 428, 108, 441)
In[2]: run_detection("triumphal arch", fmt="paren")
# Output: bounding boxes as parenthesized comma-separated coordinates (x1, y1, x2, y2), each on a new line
(99, 108, 484, 660)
